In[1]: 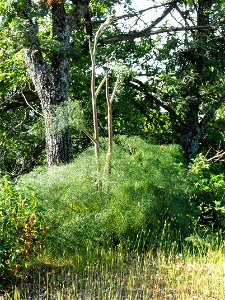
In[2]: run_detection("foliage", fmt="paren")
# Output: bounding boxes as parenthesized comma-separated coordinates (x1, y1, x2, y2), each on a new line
(0, 176, 46, 288)
(19, 136, 196, 254)
(189, 153, 225, 231)
(0, 0, 224, 170)
(103, 136, 195, 246)
(0, 108, 45, 177)
(118, 2, 225, 159)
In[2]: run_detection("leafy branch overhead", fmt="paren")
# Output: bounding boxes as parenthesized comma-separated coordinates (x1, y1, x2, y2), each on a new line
(0, 0, 224, 168)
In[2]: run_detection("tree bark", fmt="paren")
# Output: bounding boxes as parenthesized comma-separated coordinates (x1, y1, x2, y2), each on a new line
(23, 2, 73, 165)
(181, 0, 213, 161)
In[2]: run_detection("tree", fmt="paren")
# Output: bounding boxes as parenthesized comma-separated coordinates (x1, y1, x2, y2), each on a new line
(0, 0, 180, 166)
(124, 0, 225, 160)
(0, 0, 224, 167)
(1, 0, 97, 165)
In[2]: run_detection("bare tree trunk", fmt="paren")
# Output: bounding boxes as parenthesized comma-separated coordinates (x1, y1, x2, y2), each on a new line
(104, 73, 113, 174)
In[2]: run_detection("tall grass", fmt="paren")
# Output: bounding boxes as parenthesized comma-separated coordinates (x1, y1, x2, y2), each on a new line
(5, 137, 224, 299)
(4, 240, 225, 300)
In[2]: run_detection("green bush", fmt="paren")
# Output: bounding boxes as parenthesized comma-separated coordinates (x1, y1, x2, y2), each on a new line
(100, 136, 195, 247)
(0, 176, 45, 288)
(19, 136, 196, 253)
(189, 153, 225, 231)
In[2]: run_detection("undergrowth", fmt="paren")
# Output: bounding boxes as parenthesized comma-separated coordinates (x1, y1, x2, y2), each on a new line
(0, 176, 45, 290)
(19, 136, 196, 254)
(2, 136, 225, 298)
(4, 238, 225, 300)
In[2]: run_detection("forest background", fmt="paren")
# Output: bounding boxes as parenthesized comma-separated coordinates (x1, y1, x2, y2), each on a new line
(0, 0, 225, 298)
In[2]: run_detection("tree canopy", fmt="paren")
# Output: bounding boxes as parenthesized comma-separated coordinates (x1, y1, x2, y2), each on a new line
(0, 0, 224, 173)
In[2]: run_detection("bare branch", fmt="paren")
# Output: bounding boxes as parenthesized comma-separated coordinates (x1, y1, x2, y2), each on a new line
(96, 74, 107, 97)
(200, 97, 225, 130)
(100, 24, 215, 45)
(175, 3, 195, 26)
(129, 78, 182, 125)
(80, 126, 97, 144)
(0, 90, 38, 113)
(207, 150, 225, 163)
(110, 75, 120, 103)
(22, 92, 43, 116)
(92, 1, 178, 25)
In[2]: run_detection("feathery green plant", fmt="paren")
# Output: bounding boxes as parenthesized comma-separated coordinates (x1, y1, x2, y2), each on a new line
(19, 136, 195, 254)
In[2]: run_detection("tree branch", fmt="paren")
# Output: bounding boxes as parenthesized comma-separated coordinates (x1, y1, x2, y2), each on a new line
(21, 92, 42, 116)
(99, 1, 177, 44)
(92, 1, 178, 25)
(175, 3, 195, 26)
(206, 149, 225, 163)
(100, 24, 216, 45)
(128, 78, 183, 126)
(200, 97, 225, 130)
(0, 90, 38, 113)
(80, 126, 97, 144)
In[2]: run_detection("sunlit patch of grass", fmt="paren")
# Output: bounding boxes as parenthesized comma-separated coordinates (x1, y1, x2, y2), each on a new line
(11, 137, 224, 299)
(4, 243, 225, 300)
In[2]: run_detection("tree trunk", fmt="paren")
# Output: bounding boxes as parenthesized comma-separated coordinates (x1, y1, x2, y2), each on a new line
(181, 119, 203, 161)
(23, 2, 73, 165)
(24, 48, 73, 165)
(180, 0, 213, 161)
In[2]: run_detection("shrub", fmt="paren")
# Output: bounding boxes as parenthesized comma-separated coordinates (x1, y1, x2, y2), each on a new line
(189, 153, 225, 231)
(100, 136, 195, 247)
(0, 176, 45, 289)
(19, 136, 196, 253)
